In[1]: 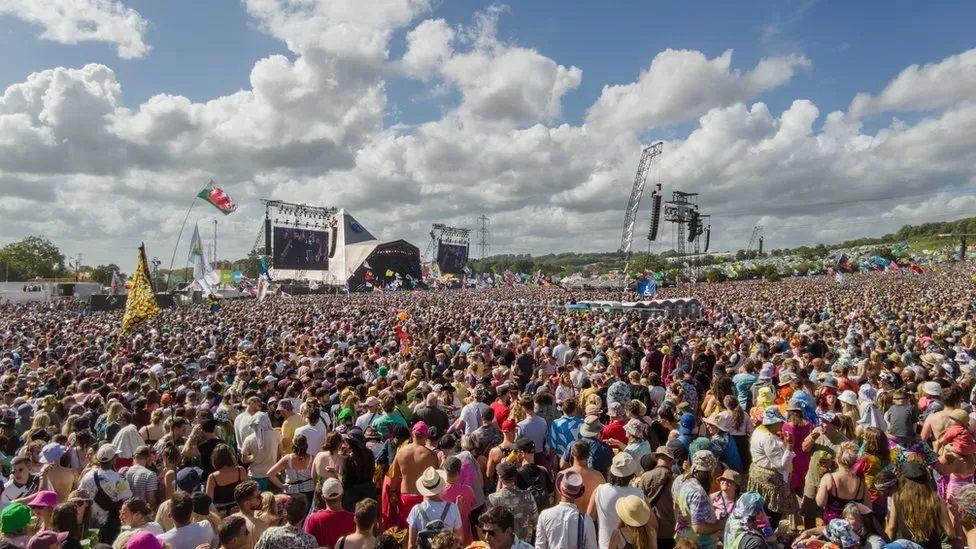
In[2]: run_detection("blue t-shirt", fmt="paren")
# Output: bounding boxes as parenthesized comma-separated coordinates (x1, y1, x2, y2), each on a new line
(732, 373, 758, 410)
(563, 437, 612, 476)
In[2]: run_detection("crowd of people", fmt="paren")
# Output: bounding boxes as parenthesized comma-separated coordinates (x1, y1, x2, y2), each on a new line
(0, 262, 974, 549)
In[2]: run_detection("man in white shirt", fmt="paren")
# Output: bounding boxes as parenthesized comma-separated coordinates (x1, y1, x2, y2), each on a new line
(233, 397, 262, 448)
(552, 338, 571, 367)
(158, 492, 215, 548)
(356, 396, 382, 430)
(0, 456, 40, 510)
(294, 404, 327, 455)
(535, 470, 597, 549)
(78, 445, 133, 543)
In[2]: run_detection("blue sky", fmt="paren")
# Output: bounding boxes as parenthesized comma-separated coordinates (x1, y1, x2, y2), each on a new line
(3, 1, 973, 129)
(0, 0, 975, 268)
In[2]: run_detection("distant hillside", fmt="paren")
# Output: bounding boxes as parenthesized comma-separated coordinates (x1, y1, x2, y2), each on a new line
(471, 215, 976, 276)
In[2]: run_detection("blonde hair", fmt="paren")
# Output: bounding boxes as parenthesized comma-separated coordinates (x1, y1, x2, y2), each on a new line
(836, 441, 858, 469)
(894, 477, 941, 541)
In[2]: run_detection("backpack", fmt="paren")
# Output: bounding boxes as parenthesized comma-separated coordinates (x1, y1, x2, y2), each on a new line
(521, 465, 551, 510)
(417, 502, 454, 549)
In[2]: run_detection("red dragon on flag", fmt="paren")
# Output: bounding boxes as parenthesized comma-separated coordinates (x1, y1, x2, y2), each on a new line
(197, 179, 238, 214)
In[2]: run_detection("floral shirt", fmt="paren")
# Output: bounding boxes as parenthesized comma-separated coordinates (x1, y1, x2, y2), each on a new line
(672, 475, 717, 549)
(255, 525, 317, 549)
(487, 486, 538, 543)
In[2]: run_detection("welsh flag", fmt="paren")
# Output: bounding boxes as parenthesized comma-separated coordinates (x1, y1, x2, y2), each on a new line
(197, 179, 237, 215)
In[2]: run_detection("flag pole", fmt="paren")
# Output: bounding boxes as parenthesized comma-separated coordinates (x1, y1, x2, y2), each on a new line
(165, 197, 199, 291)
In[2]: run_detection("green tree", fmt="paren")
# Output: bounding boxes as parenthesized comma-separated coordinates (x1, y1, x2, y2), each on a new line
(0, 236, 66, 280)
(89, 264, 124, 285)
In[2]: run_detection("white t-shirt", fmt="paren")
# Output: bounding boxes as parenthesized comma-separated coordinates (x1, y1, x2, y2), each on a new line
(242, 431, 282, 478)
(158, 520, 215, 549)
(0, 477, 37, 510)
(294, 422, 327, 455)
(406, 500, 462, 534)
(79, 469, 132, 526)
(233, 411, 255, 448)
(459, 402, 488, 434)
(592, 484, 643, 548)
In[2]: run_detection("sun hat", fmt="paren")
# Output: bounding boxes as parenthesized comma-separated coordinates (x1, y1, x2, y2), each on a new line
(608, 401, 625, 418)
(825, 518, 860, 548)
(125, 531, 164, 549)
(858, 385, 878, 402)
(1, 503, 31, 533)
(778, 371, 797, 386)
(27, 491, 57, 509)
(838, 390, 858, 406)
(411, 421, 430, 438)
(704, 413, 732, 433)
(758, 363, 774, 380)
(761, 406, 786, 426)
(321, 478, 343, 499)
(719, 469, 742, 486)
(653, 445, 676, 461)
(615, 495, 651, 527)
(922, 381, 942, 398)
(416, 466, 447, 497)
(610, 452, 640, 477)
(39, 443, 66, 465)
(786, 399, 804, 413)
(579, 415, 603, 438)
(555, 470, 585, 500)
(95, 444, 119, 463)
(921, 353, 946, 367)
(691, 450, 718, 472)
(26, 530, 66, 549)
(624, 418, 646, 437)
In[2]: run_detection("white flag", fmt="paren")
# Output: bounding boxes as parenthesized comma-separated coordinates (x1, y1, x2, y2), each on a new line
(256, 276, 267, 301)
(188, 224, 215, 295)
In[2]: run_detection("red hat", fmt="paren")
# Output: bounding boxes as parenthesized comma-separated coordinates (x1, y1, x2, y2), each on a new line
(501, 419, 517, 433)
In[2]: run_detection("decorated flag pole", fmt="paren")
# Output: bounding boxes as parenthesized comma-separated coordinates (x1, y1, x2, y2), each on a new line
(164, 196, 200, 291)
(164, 179, 238, 291)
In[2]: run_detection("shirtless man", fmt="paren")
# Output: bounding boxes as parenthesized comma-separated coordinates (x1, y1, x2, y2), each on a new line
(921, 385, 961, 443)
(231, 480, 269, 548)
(38, 443, 76, 502)
(390, 421, 438, 528)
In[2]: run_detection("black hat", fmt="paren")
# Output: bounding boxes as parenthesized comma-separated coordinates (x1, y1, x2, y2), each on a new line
(515, 437, 535, 453)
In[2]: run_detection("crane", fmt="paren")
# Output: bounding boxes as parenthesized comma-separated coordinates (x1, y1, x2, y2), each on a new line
(618, 142, 663, 253)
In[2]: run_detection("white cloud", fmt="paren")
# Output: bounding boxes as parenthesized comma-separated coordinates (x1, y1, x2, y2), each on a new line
(0, 0, 149, 59)
(400, 19, 455, 79)
(849, 48, 976, 118)
(585, 49, 810, 135)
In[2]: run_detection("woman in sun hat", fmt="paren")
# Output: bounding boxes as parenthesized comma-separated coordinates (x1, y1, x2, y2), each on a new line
(781, 398, 813, 495)
(588, 452, 644, 547)
(747, 406, 797, 524)
(609, 494, 655, 549)
(710, 469, 742, 522)
(722, 491, 774, 549)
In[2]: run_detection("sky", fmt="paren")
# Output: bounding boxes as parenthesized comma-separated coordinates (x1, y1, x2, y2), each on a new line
(1, 0, 975, 271)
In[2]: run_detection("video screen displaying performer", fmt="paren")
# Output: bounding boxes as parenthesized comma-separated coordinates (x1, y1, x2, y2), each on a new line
(272, 227, 329, 270)
(436, 242, 469, 274)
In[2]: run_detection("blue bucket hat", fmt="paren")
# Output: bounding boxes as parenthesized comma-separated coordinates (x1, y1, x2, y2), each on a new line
(678, 412, 695, 435)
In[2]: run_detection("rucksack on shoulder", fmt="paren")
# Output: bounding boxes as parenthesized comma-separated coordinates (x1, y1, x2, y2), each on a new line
(417, 502, 453, 549)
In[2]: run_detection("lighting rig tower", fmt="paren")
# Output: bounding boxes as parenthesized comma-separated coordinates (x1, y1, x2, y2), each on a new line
(425, 224, 472, 263)
(747, 225, 764, 254)
(477, 215, 490, 258)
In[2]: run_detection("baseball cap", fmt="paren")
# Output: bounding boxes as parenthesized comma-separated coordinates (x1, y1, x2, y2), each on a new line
(322, 478, 343, 499)
(501, 419, 517, 433)
(95, 444, 118, 463)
